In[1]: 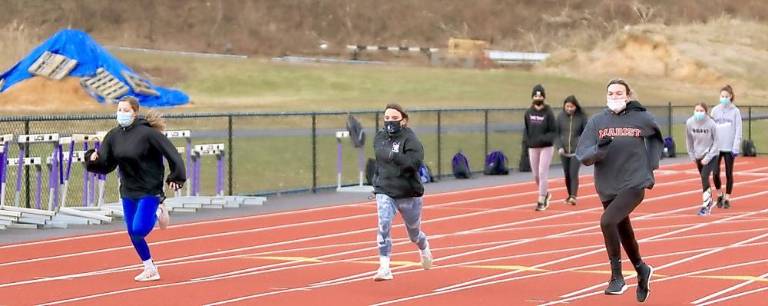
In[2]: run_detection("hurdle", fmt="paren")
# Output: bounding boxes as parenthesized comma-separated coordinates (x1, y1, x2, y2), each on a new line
(163, 143, 265, 210)
(0, 134, 65, 228)
(52, 134, 114, 224)
(163, 130, 193, 197)
(335, 130, 373, 193)
(0, 134, 22, 229)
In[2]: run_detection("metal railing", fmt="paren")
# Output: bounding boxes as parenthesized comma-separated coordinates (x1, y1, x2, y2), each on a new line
(1, 104, 765, 207)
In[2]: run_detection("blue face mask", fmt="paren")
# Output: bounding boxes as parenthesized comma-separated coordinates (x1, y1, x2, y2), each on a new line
(116, 111, 134, 127)
(720, 97, 730, 105)
(693, 111, 706, 121)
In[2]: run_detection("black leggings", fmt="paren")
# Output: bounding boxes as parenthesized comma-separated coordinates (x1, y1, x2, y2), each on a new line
(695, 158, 717, 192)
(601, 188, 645, 265)
(560, 155, 581, 197)
(713, 152, 735, 194)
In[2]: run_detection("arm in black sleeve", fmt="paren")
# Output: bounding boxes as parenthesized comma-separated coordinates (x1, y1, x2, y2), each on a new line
(84, 131, 118, 175)
(148, 130, 187, 184)
(643, 114, 664, 171)
(554, 114, 563, 149)
(576, 117, 609, 166)
(391, 137, 424, 172)
(522, 111, 530, 144)
(545, 109, 558, 145)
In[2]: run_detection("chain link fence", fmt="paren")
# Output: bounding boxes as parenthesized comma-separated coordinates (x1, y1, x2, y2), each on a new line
(0, 104, 764, 208)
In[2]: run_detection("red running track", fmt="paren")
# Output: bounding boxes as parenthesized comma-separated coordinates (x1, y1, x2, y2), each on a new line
(1, 159, 767, 305)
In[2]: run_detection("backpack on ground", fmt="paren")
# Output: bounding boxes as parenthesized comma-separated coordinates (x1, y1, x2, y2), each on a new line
(742, 139, 757, 157)
(484, 150, 509, 175)
(663, 136, 676, 158)
(418, 163, 434, 183)
(452, 152, 471, 179)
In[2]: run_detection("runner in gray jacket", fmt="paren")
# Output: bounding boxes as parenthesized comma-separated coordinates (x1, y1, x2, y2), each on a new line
(555, 95, 587, 205)
(576, 79, 660, 302)
(685, 103, 719, 216)
(710, 84, 742, 209)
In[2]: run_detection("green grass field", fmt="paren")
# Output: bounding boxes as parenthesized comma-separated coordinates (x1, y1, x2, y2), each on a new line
(111, 50, 727, 114)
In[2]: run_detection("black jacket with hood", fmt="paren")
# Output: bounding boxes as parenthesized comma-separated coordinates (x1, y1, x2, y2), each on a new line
(576, 101, 664, 202)
(523, 104, 557, 148)
(373, 127, 425, 199)
(85, 118, 186, 199)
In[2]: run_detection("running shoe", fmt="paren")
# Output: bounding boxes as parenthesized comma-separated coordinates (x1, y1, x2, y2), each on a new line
(134, 268, 160, 282)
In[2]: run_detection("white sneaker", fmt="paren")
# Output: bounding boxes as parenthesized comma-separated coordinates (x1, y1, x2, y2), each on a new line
(134, 268, 160, 282)
(420, 248, 433, 270)
(373, 267, 393, 281)
(157, 204, 170, 230)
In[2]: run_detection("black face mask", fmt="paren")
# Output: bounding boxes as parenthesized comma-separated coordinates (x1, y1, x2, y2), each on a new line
(384, 120, 402, 134)
(533, 99, 544, 106)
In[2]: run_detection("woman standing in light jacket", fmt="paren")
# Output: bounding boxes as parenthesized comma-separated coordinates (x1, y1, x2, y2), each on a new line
(685, 103, 719, 215)
(710, 85, 742, 209)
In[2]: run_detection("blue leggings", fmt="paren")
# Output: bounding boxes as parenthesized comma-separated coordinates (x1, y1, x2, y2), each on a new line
(122, 196, 160, 261)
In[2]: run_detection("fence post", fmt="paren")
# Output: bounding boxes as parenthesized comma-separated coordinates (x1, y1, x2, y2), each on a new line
(667, 102, 673, 138)
(227, 115, 233, 196)
(311, 114, 317, 193)
(748, 106, 752, 141)
(373, 112, 379, 132)
(24, 120, 30, 208)
(484, 110, 489, 159)
(437, 110, 442, 178)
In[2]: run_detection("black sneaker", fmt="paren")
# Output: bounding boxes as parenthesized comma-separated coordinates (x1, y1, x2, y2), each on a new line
(604, 278, 627, 295)
(636, 263, 654, 303)
(723, 199, 731, 209)
(716, 194, 724, 208)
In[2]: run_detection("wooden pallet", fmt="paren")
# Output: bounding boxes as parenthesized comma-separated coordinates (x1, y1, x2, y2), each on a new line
(81, 68, 130, 100)
(121, 70, 159, 96)
(27, 51, 78, 80)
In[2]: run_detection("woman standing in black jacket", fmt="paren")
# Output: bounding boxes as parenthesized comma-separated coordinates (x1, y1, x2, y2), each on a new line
(524, 84, 558, 211)
(86, 97, 185, 282)
(555, 95, 587, 205)
(372, 104, 432, 281)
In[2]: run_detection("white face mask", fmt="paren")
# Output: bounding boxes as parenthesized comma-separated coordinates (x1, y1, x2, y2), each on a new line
(607, 98, 627, 113)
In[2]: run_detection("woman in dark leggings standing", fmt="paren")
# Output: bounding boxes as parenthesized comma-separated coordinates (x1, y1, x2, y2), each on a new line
(576, 79, 663, 302)
(555, 95, 587, 205)
(710, 85, 742, 209)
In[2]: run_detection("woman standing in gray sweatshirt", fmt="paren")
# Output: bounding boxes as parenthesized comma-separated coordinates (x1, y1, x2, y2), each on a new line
(685, 103, 719, 216)
(710, 85, 742, 209)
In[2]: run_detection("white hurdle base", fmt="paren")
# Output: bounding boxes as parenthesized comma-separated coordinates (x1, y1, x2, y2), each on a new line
(164, 196, 267, 212)
(336, 185, 374, 193)
(58, 207, 113, 223)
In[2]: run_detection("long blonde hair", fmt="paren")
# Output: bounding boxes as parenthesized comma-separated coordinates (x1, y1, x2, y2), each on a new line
(121, 96, 166, 131)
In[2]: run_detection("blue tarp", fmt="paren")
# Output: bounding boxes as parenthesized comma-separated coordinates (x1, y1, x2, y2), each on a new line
(0, 29, 189, 107)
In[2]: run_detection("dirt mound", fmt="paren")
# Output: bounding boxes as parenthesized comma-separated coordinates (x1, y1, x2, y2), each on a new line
(0, 77, 112, 113)
(544, 25, 722, 85)
(540, 18, 768, 101)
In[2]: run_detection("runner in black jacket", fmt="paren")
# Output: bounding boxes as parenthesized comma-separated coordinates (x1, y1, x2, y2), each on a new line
(576, 79, 661, 302)
(372, 103, 432, 281)
(85, 97, 185, 282)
